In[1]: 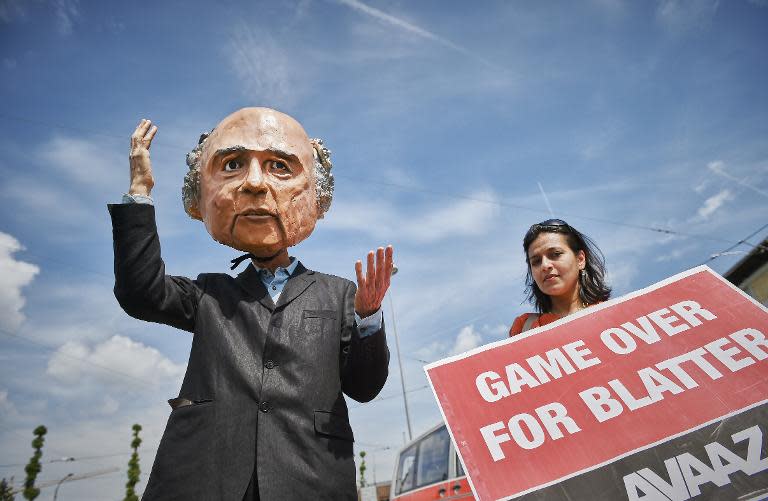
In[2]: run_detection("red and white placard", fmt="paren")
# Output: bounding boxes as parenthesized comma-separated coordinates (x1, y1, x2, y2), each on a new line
(425, 266, 768, 501)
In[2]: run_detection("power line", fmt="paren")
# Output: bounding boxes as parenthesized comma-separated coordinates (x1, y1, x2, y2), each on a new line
(349, 385, 431, 410)
(402, 354, 430, 364)
(0, 327, 158, 387)
(335, 174, 768, 252)
(0, 423, 70, 460)
(699, 223, 768, 266)
(5, 111, 767, 377)
(14, 247, 114, 281)
(7, 467, 121, 494)
(388, 303, 512, 366)
(65, 448, 157, 463)
(0, 457, 74, 469)
(0, 448, 158, 469)
(355, 442, 391, 449)
(2, 110, 765, 252)
(0, 113, 139, 146)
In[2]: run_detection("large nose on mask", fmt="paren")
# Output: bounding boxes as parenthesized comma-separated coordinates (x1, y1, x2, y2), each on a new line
(242, 158, 266, 192)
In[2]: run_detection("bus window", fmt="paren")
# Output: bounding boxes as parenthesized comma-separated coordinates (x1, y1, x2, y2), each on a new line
(456, 453, 465, 477)
(415, 426, 450, 488)
(395, 442, 418, 495)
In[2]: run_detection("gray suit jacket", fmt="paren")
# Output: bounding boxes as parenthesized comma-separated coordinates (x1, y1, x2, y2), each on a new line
(109, 203, 389, 500)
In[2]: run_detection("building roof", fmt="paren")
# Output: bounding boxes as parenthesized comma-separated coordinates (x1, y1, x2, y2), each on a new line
(723, 237, 768, 286)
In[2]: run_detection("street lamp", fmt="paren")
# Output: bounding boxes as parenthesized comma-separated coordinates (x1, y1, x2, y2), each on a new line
(53, 473, 73, 501)
(389, 264, 413, 441)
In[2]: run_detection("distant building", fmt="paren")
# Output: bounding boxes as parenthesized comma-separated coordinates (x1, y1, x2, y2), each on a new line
(359, 481, 391, 501)
(723, 237, 768, 306)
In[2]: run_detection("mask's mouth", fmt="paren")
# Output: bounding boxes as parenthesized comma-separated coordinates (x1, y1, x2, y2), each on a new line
(239, 208, 277, 218)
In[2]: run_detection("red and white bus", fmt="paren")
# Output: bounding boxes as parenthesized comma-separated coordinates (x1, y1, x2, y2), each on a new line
(390, 423, 474, 501)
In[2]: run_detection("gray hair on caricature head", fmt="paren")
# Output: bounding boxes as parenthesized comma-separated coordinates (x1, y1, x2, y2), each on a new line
(181, 131, 335, 219)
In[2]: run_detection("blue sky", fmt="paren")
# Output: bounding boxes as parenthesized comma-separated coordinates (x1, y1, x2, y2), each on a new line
(1, 0, 767, 498)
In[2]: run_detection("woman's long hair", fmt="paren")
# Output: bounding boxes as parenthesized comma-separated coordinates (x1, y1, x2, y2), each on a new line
(523, 220, 611, 314)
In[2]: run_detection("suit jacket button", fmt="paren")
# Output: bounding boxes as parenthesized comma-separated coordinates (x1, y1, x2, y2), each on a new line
(259, 401, 271, 413)
(265, 360, 275, 369)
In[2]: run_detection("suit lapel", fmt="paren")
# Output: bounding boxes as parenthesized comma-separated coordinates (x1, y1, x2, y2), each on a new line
(235, 264, 275, 311)
(275, 263, 316, 310)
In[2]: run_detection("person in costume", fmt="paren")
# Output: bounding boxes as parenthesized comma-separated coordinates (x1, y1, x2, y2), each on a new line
(509, 219, 610, 336)
(109, 108, 392, 500)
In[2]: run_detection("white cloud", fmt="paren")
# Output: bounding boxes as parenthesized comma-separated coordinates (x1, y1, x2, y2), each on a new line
(1, 176, 94, 229)
(371, 227, 528, 351)
(655, 0, 719, 32)
(0, 389, 19, 418)
(324, 189, 501, 243)
(591, 0, 626, 11)
(654, 246, 688, 263)
(693, 179, 709, 194)
(228, 26, 299, 106)
(40, 135, 123, 188)
(413, 193, 500, 242)
(0, 0, 26, 23)
(413, 340, 446, 362)
(482, 323, 511, 337)
(414, 322, 500, 362)
(575, 122, 623, 161)
(47, 335, 186, 387)
(605, 262, 640, 292)
(54, 0, 80, 35)
(0, 135, 127, 233)
(0, 232, 40, 331)
(450, 325, 483, 355)
(99, 395, 120, 415)
(697, 188, 732, 219)
(17, 283, 132, 349)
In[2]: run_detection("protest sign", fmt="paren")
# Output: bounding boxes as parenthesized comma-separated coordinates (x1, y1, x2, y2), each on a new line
(425, 266, 768, 501)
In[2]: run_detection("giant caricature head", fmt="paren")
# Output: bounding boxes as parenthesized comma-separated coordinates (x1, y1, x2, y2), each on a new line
(181, 107, 334, 258)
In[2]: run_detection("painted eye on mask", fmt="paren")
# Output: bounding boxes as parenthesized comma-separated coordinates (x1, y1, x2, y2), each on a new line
(268, 160, 291, 174)
(224, 159, 243, 171)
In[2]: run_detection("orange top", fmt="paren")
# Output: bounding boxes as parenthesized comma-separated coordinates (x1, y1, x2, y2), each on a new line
(508, 313, 559, 336)
(509, 303, 603, 336)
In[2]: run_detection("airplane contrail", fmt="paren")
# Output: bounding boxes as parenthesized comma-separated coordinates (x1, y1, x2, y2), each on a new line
(708, 161, 768, 199)
(334, 0, 501, 70)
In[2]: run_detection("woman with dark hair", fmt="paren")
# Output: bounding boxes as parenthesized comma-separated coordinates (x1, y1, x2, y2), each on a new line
(509, 219, 611, 336)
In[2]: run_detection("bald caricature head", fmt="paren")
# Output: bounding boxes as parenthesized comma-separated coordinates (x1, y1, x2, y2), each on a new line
(182, 107, 334, 258)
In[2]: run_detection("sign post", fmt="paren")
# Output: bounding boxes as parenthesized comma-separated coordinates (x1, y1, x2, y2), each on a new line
(425, 266, 768, 500)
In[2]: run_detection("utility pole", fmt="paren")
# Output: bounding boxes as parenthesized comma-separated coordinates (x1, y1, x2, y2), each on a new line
(388, 265, 413, 441)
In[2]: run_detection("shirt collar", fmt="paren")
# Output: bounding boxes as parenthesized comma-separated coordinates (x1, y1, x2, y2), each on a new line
(251, 256, 299, 279)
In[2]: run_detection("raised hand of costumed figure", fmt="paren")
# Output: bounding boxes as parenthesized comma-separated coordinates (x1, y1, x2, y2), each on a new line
(354, 245, 394, 318)
(129, 119, 158, 196)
